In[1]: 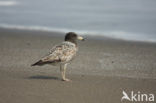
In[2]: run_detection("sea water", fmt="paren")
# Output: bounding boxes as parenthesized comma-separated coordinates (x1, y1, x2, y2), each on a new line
(0, 0, 156, 42)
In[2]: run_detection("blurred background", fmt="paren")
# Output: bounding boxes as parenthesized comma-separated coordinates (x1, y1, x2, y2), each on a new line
(0, 0, 156, 42)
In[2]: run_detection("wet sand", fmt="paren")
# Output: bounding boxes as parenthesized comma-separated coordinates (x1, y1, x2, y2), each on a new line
(0, 28, 156, 103)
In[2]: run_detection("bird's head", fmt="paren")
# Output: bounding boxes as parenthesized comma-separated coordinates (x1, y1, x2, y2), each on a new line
(65, 32, 85, 43)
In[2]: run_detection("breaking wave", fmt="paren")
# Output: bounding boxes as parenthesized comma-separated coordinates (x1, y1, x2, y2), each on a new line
(0, 23, 156, 43)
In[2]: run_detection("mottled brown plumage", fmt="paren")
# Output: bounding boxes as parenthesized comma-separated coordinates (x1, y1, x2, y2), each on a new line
(31, 32, 84, 81)
(32, 41, 77, 66)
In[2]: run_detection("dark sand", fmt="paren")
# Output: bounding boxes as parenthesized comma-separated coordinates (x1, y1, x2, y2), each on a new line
(0, 28, 156, 103)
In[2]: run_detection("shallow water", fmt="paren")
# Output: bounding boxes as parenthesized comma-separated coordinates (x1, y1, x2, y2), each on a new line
(0, 0, 156, 42)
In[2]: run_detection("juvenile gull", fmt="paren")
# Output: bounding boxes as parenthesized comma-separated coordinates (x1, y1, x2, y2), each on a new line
(31, 32, 85, 81)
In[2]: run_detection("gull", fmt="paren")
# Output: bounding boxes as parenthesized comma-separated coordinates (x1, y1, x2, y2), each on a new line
(31, 32, 85, 81)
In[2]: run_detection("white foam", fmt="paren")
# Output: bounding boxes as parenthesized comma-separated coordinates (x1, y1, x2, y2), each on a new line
(0, 1, 18, 6)
(0, 24, 72, 33)
(0, 23, 156, 43)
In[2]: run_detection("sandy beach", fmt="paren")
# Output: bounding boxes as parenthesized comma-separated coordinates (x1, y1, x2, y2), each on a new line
(0, 28, 156, 103)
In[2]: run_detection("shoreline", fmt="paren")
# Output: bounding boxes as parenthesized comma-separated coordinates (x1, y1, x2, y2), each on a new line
(0, 28, 156, 79)
(1, 27, 156, 44)
(0, 29, 156, 78)
(0, 28, 156, 103)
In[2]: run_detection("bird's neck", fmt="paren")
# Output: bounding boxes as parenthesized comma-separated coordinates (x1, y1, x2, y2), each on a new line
(65, 40, 77, 46)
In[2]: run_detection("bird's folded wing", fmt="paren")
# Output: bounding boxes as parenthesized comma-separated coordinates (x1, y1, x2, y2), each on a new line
(41, 42, 77, 63)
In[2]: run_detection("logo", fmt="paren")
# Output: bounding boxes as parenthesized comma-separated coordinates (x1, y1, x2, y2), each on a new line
(121, 90, 154, 102)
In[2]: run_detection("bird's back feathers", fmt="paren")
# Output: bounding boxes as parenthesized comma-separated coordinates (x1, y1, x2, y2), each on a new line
(31, 41, 77, 66)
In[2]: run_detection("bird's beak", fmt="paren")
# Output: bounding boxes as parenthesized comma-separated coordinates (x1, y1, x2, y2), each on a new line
(77, 36, 85, 41)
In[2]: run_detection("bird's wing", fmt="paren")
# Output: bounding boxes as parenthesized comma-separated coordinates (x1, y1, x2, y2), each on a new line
(41, 42, 77, 63)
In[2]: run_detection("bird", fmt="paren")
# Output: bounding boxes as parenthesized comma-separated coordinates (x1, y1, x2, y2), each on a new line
(31, 32, 85, 81)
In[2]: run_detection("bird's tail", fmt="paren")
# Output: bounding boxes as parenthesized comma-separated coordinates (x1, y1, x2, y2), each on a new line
(31, 60, 44, 66)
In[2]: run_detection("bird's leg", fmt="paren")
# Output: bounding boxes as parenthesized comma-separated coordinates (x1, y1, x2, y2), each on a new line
(60, 64, 65, 80)
(60, 64, 71, 82)
(63, 63, 71, 81)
